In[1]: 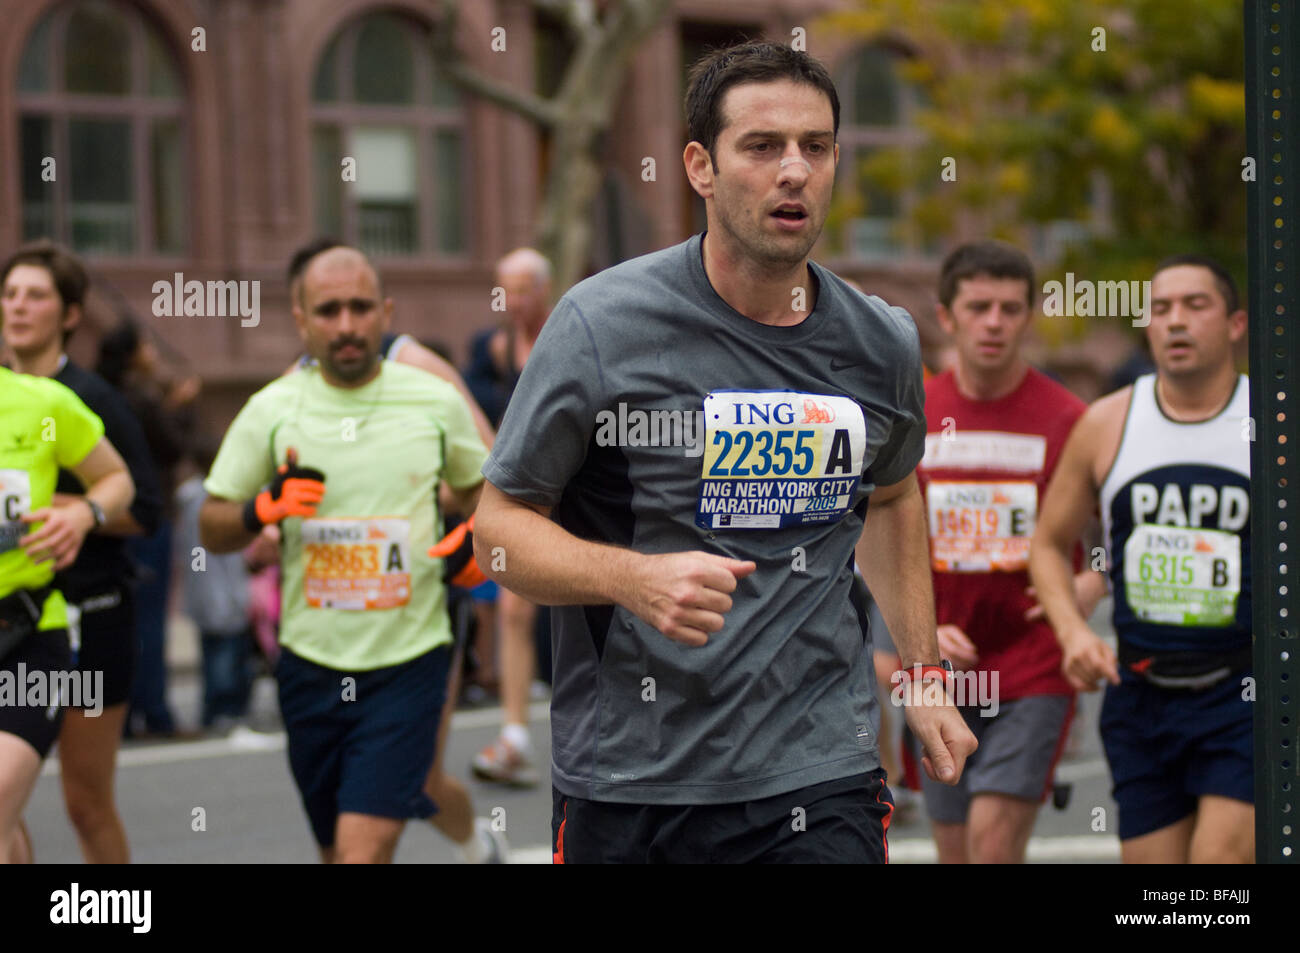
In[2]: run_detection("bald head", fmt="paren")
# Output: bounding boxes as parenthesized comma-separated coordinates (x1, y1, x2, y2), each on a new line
(495, 248, 552, 286)
(300, 246, 380, 306)
(495, 248, 552, 331)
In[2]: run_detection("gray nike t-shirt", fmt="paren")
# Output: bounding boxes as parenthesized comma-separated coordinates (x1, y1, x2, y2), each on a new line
(484, 233, 925, 804)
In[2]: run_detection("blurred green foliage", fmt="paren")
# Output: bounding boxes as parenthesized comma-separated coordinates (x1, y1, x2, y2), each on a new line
(823, 0, 1247, 329)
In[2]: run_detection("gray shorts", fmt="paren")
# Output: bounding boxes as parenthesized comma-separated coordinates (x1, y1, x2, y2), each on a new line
(921, 694, 1073, 824)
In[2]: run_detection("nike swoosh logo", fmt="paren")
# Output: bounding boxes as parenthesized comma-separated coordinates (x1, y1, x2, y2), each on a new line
(830, 358, 867, 371)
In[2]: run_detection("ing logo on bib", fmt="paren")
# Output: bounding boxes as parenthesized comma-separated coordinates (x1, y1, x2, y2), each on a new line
(695, 390, 867, 530)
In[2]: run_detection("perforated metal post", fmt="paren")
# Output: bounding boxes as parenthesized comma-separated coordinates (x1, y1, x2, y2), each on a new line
(1246, 0, 1299, 865)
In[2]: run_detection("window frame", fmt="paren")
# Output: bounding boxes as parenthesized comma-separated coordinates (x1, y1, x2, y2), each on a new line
(15, 0, 189, 260)
(309, 12, 471, 262)
(829, 44, 929, 266)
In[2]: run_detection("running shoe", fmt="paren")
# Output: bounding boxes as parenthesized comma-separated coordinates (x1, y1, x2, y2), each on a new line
(471, 735, 539, 787)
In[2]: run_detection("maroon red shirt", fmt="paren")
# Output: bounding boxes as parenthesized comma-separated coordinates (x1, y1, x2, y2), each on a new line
(917, 368, 1085, 700)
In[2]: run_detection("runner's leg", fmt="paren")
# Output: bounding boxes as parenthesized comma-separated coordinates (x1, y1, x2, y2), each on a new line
(0, 733, 43, 865)
(930, 820, 969, 864)
(334, 813, 404, 864)
(1120, 815, 1195, 863)
(499, 587, 536, 729)
(1188, 795, 1254, 864)
(59, 702, 130, 863)
(426, 643, 473, 843)
(966, 793, 1039, 863)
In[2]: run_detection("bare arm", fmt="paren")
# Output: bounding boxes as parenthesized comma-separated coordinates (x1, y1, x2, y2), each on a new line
(21, 438, 135, 570)
(473, 480, 754, 646)
(51, 492, 144, 536)
(1029, 403, 1120, 689)
(448, 479, 483, 518)
(855, 470, 977, 783)
(200, 496, 258, 554)
(854, 472, 941, 667)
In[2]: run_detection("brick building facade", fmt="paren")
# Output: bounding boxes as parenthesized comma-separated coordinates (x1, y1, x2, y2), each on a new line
(1, 0, 960, 429)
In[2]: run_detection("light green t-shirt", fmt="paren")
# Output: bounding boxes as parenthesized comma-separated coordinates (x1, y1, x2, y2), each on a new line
(204, 362, 488, 670)
(0, 367, 105, 629)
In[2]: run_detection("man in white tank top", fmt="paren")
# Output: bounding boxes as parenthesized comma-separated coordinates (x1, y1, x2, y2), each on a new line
(1030, 256, 1253, 864)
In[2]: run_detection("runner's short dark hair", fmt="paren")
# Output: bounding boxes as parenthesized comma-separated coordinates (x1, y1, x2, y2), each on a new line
(1152, 254, 1240, 315)
(684, 40, 839, 170)
(1, 240, 90, 344)
(2, 239, 88, 311)
(287, 237, 343, 305)
(938, 241, 1036, 309)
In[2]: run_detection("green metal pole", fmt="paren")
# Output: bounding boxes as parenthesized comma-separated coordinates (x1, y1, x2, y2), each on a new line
(1246, 0, 1299, 864)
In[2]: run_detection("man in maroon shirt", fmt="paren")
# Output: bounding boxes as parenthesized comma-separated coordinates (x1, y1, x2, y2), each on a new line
(915, 241, 1106, 862)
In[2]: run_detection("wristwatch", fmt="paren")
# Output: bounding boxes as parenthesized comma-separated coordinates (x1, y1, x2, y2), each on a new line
(84, 499, 106, 529)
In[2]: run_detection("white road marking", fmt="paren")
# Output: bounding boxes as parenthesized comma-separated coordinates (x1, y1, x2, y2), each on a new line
(39, 701, 551, 777)
(1053, 758, 1109, 783)
(511, 846, 553, 864)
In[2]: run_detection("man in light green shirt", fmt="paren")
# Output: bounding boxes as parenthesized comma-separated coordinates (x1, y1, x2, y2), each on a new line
(200, 247, 488, 864)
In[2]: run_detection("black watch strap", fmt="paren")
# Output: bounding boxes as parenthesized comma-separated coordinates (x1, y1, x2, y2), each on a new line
(85, 499, 106, 529)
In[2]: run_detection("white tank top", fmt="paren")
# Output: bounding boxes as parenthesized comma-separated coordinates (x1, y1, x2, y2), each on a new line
(1100, 373, 1251, 651)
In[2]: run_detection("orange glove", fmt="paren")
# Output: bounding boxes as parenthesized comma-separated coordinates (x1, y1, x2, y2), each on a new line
(429, 514, 487, 589)
(242, 447, 326, 532)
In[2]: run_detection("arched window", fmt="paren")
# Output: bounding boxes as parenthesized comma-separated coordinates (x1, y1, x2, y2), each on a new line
(311, 12, 467, 257)
(835, 46, 924, 260)
(18, 0, 187, 255)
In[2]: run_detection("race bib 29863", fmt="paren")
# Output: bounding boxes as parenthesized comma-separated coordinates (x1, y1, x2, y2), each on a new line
(300, 516, 411, 610)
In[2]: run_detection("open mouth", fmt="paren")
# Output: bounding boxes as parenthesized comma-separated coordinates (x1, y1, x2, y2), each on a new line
(771, 208, 807, 221)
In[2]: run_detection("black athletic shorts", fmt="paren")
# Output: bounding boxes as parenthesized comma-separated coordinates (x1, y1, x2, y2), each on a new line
(552, 769, 894, 864)
(0, 627, 71, 759)
(69, 585, 135, 709)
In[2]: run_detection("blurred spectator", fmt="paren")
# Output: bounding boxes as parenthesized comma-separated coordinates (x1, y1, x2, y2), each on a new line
(246, 526, 282, 669)
(463, 249, 554, 786)
(175, 440, 256, 731)
(97, 318, 199, 737)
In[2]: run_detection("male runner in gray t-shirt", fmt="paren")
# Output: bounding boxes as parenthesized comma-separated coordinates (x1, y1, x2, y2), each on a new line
(475, 40, 976, 863)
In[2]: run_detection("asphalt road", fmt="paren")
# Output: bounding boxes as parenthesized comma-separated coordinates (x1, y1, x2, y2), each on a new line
(24, 679, 1121, 864)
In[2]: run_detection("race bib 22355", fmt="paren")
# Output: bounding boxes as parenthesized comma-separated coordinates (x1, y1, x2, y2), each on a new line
(695, 391, 867, 530)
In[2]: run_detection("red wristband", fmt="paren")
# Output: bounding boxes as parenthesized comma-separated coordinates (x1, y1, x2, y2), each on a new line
(896, 663, 952, 684)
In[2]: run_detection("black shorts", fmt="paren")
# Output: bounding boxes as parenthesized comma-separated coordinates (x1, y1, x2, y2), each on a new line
(552, 769, 894, 864)
(69, 585, 135, 709)
(276, 645, 450, 848)
(0, 628, 71, 759)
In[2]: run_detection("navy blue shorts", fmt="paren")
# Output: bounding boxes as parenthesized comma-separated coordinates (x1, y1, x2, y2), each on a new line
(276, 645, 450, 848)
(1099, 670, 1253, 841)
(552, 769, 894, 864)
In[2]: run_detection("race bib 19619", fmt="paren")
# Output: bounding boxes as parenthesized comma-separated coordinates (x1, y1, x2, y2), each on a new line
(301, 517, 411, 610)
(927, 480, 1037, 572)
(0, 470, 32, 555)
(1123, 524, 1241, 627)
(695, 391, 867, 530)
